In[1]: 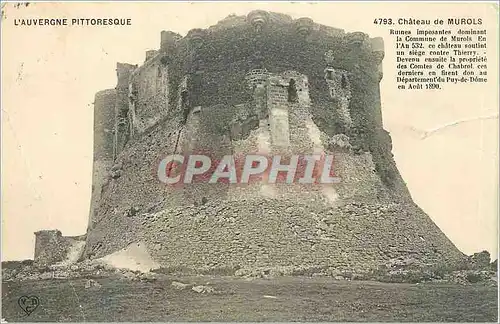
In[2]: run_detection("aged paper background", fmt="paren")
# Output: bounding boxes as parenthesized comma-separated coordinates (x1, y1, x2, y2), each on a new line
(1, 2, 498, 260)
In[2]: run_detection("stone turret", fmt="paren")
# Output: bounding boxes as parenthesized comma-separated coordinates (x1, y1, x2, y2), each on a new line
(294, 17, 314, 36)
(88, 89, 116, 229)
(160, 30, 181, 53)
(186, 28, 206, 50)
(114, 63, 137, 158)
(247, 10, 269, 32)
(370, 37, 385, 80)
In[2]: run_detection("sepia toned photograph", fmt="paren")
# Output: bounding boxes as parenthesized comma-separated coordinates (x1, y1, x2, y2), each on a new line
(1, 2, 498, 322)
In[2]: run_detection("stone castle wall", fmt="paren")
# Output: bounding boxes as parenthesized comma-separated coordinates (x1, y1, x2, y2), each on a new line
(93, 89, 116, 161)
(129, 54, 169, 134)
(34, 230, 85, 266)
(137, 199, 462, 272)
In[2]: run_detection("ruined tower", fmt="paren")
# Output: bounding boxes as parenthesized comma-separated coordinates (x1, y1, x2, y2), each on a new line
(84, 11, 464, 273)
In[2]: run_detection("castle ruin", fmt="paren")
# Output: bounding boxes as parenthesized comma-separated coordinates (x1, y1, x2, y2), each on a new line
(34, 11, 464, 272)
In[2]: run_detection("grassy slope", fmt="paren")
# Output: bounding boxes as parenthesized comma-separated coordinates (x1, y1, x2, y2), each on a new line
(2, 276, 498, 322)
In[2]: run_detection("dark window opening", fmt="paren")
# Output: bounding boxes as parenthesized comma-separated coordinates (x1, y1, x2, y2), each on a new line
(325, 70, 334, 80)
(287, 79, 298, 103)
(157, 67, 162, 78)
(341, 74, 348, 89)
(181, 90, 189, 122)
(181, 90, 188, 106)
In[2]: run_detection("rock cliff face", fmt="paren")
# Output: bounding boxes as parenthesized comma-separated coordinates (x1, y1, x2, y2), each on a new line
(81, 11, 464, 272)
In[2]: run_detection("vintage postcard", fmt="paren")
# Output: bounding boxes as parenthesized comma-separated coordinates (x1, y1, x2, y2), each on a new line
(1, 1, 498, 322)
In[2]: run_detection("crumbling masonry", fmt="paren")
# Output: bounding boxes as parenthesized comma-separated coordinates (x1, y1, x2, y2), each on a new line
(35, 11, 465, 273)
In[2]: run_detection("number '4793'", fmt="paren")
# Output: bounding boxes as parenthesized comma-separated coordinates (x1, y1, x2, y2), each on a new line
(373, 18, 393, 25)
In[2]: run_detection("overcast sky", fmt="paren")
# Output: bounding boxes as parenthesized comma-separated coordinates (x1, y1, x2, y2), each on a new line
(1, 2, 498, 260)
